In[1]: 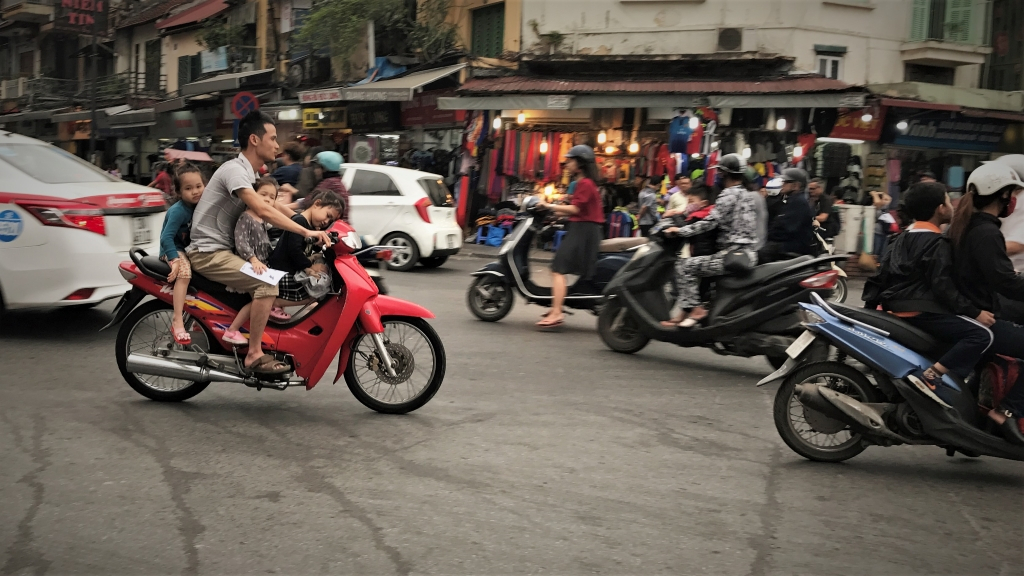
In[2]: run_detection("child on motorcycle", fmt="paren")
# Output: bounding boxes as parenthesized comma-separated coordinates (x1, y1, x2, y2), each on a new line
(222, 176, 282, 345)
(268, 188, 345, 305)
(678, 183, 718, 258)
(863, 182, 995, 390)
(159, 162, 206, 345)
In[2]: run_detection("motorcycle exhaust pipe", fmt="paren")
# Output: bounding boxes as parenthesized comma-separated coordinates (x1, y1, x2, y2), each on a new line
(126, 354, 248, 384)
(795, 383, 854, 423)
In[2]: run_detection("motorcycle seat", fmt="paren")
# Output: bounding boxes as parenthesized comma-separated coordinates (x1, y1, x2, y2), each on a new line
(599, 237, 647, 253)
(135, 252, 251, 311)
(718, 255, 814, 289)
(828, 302, 949, 358)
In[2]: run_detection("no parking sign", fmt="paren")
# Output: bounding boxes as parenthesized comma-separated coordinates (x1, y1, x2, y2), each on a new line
(230, 91, 259, 120)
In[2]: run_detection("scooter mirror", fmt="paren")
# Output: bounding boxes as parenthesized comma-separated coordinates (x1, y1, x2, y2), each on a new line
(522, 196, 541, 212)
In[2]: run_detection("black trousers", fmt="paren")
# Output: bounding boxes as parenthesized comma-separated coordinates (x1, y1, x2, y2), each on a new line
(987, 319, 1024, 415)
(639, 224, 654, 237)
(904, 313, 992, 379)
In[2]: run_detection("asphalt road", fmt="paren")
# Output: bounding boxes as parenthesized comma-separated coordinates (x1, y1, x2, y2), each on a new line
(1, 255, 1021, 575)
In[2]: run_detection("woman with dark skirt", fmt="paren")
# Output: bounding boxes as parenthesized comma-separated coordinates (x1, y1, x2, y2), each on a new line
(536, 145, 604, 328)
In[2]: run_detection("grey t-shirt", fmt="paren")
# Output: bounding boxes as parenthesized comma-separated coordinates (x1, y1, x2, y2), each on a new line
(638, 187, 659, 226)
(187, 154, 256, 253)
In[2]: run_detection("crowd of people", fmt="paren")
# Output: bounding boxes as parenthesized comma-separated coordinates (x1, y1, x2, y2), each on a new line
(157, 110, 345, 377)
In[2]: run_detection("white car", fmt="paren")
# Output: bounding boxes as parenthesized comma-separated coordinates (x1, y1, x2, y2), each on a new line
(0, 132, 165, 317)
(336, 163, 462, 271)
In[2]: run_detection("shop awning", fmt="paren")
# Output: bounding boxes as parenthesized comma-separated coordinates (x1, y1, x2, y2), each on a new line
(107, 108, 156, 126)
(440, 75, 864, 110)
(181, 68, 275, 97)
(165, 149, 213, 162)
(0, 108, 69, 123)
(341, 63, 465, 102)
(52, 105, 131, 123)
(154, 97, 188, 113)
(156, 0, 229, 30)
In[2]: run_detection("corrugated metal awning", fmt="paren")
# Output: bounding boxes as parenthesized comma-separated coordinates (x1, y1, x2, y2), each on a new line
(181, 69, 275, 97)
(108, 108, 156, 126)
(439, 93, 866, 111)
(341, 63, 465, 102)
(456, 75, 853, 95)
(52, 105, 132, 123)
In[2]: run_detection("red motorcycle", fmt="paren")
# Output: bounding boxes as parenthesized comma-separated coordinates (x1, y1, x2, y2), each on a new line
(104, 220, 445, 414)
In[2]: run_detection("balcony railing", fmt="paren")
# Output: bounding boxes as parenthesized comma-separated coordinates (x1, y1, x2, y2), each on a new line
(909, 0, 982, 45)
(1, 72, 166, 103)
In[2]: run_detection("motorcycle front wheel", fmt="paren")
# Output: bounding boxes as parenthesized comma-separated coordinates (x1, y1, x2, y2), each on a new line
(115, 300, 212, 402)
(598, 298, 650, 354)
(344, 318, 446, 414)
(773, 361, 876, 462)
(467, 276, 514, 321)
(829, 277, 848, 303)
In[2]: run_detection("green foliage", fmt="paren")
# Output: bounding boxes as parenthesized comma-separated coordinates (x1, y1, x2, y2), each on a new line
(528, 18, 564, 49)
(196, 18, 246, 50)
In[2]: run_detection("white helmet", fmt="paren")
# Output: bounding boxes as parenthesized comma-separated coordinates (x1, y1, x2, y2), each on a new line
(967, 162, 1024, 196)
(991, 154, 1024, 181)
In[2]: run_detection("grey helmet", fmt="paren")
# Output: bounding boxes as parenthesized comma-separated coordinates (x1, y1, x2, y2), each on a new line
(565, 144, 596, 164)
(712, 153, 747, 176)
(782, 167, 809, 189)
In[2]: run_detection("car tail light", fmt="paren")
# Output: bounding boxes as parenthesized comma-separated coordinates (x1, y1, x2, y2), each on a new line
(16, 200, 106, 236)
(414, 197, 432, 223)
(376, 249, 393, 261)
(800, 270, 839, 290)
(64, 288, 95, 301)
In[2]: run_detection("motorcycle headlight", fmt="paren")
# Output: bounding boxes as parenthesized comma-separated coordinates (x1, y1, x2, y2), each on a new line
(341, 231, 362, 250)
(799, 309, 826, 325)
(630, 244, 651, 262)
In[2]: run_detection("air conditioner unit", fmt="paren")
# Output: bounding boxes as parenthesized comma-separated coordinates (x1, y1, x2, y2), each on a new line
(717, 28, 743, 52)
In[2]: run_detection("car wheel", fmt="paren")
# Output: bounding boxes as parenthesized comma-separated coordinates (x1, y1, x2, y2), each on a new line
(420, 255, 448, 268)
(382, 233, 420, 272)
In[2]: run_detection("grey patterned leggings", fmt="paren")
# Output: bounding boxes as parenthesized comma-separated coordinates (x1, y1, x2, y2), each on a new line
(674, 248, 757, 309)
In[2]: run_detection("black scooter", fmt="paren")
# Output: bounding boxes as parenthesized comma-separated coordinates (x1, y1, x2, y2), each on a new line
(467, 197, 646, 321)
(598, 227, 843, 368)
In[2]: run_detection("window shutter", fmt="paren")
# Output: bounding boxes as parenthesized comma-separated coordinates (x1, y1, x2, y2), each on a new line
(945, 0, 973, 43)
(178, 55, 190, 88)
(910, 0, 931, 41)
(471, 4, 505, 58)
(190, 55, 202, 83)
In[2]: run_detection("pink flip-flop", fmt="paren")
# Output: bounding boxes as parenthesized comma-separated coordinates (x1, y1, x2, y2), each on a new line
(270, 307, 291, 322)
(222, 330, 248, 346)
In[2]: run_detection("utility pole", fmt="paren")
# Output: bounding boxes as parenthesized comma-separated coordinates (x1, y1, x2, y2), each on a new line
(87, 7, 98, 165)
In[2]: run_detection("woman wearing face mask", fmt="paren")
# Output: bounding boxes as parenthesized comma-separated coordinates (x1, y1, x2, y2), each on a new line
(948, 162, 1024, 444)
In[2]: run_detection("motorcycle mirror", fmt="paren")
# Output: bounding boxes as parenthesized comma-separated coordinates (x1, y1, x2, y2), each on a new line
(522, 196, 541, 212)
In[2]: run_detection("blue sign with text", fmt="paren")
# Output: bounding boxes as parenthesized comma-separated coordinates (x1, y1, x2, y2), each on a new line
(892, 112, 1007, 152)
(0, 209, 23, 242)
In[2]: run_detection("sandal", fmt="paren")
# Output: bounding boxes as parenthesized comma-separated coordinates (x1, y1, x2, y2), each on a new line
(244, 354, 291, 376)
(270, 307, 292, 322)
(171, 328, 192, 345)
(536, 316, 564, 329)
(222, 330, 247, 346)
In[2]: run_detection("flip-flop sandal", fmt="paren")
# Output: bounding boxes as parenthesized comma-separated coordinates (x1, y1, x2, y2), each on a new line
(660, 319, 684, 328)
(171, 328, 192, 345)
(270, 307, 292, 322)
(245, 354, 291, 376)
(536, 317, 564, 329)
(222, 330, 248, 346)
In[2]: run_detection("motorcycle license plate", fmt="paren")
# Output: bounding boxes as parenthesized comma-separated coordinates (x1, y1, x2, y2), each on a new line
(132, 216, 152, 246)
(447, 234, 455, 248)
(786, 330, 816, 359)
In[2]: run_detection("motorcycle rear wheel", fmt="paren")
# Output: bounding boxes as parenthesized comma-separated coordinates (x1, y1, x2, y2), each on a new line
(773, 361, 876, 462)
(115, 300, 212, 402)
(467, 276, 514, 321)
(598, 298, 650, 354)
(344, 318, 446, 414)
(829, 277, 848, 304)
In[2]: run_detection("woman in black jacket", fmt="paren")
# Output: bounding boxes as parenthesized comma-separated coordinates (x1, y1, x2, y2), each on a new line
(949, 162, 1024, 444)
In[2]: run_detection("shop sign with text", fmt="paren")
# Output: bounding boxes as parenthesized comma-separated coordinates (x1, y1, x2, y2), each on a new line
(829, 107, 886, 141)
(400, 89, 465, 127)
(891, 112, 1007, 152)
(347, 102, 401, 132)
(55, 0, 108, 35)
(299, 88, 342, 104)
(303, 107, 347, 130)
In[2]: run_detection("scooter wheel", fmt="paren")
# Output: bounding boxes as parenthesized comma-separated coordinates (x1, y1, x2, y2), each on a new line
(598, 298, 650, 354)
(773, 361, 876, 463)
(467, 276, 514, 321)
(829, 277, 848, 304)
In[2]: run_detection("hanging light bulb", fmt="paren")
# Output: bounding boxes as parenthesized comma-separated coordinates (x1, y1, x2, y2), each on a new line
(517, 112, 526, 125)
(689, 116, 699, 130)
(896, 120, 909, 132)
(628, 141, 639, 154)
(597, 131, 607, 145)
(605, 145, 616, 155)
(492, 116, 502, 130)
(776, 118, 787, 131)
(861, 112, 873, 123)
(539, 140, 549, 155)
(793, 145, 804, 158)
(742, 146, 752, 159)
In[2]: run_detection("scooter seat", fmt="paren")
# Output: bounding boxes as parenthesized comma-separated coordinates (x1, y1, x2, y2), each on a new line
(135, 252, 251, 311)
(828, 303, 950, 358)
(599, 237, 648, 253)
(717, 256, 814, 289)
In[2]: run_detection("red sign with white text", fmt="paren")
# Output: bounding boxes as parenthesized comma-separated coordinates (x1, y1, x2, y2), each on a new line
(829, 107, 887, 141)
(400, 89, 465, 127)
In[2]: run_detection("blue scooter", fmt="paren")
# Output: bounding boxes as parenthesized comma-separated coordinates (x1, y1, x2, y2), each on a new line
(759, 292, 1024, 463)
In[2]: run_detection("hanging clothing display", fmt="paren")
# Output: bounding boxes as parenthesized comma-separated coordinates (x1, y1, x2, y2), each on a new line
(668, 113, 693, 154)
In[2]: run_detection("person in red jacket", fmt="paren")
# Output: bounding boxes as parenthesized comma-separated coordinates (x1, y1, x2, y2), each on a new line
(536, 145, 605, 328)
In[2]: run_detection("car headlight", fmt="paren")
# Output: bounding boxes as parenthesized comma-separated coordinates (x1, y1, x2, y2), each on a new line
(630, 244, 651, 262)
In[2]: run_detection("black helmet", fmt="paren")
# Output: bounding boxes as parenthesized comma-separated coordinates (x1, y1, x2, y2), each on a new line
(712, 153, 747, 176)
(565, 144, 596, 164)
(782, 168, 808, 189)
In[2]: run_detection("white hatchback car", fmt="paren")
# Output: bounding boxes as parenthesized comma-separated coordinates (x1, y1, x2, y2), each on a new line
(0, 131, 165, 317)
(337, 163, 462, 271)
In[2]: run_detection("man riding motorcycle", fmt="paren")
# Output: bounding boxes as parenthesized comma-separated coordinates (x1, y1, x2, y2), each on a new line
(659, 153, 762, 328)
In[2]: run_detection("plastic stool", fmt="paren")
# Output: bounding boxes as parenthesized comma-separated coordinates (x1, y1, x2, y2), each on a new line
(552, 230, 567, 251)
(475, 225, 490, 244)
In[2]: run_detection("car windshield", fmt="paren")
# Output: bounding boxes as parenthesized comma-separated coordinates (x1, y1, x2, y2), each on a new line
(418, 178, 453, 207)
(0, 143, 118, 184)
